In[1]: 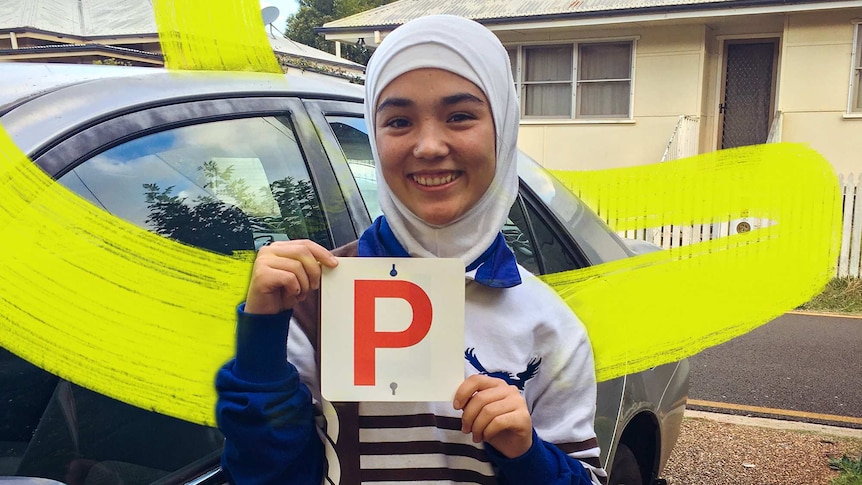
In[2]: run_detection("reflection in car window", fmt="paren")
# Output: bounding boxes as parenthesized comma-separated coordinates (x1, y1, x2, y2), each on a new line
(0, 350, 224, 484)
(60, 116, 331, 254)
(504, 199, 540, 274)
(522, 201, 580, 274)
(326, 116, 382, 220)
(503, 197, 580, 275)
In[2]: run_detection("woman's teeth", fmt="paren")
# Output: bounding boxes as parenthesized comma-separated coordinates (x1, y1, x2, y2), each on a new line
(413, 173, 458, 187)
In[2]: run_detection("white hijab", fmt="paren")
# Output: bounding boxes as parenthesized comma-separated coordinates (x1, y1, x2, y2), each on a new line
(363, 15, 520, 266)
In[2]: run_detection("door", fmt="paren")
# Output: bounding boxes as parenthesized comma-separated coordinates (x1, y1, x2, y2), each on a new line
(718, 40, 778, 149)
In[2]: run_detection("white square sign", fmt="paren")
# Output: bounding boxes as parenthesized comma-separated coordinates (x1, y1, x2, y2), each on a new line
(320, 258, 464, 402)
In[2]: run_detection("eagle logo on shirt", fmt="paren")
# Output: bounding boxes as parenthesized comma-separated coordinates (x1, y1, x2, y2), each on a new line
(464, 348, 542, 390)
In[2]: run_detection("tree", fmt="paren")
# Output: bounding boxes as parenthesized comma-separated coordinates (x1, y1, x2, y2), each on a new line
(284, 0, 334, 54)
(284, 0, 398, 65)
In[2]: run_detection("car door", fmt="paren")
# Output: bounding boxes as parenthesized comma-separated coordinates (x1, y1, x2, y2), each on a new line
(1, 93, 359, 484)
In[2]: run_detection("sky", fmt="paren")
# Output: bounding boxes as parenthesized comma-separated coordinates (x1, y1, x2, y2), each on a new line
(260, 0, 299, 33)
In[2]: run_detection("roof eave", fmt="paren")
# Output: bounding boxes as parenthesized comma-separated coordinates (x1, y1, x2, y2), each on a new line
(0, 44, 163, 60)
(0, 27, 159, 43)
(318, 0, 862, 40)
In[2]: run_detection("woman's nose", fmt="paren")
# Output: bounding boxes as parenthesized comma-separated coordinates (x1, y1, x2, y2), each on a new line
(412, 122, 449, 160)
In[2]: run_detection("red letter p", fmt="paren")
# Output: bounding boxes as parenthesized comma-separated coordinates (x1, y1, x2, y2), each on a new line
(354, 280, 433, 386)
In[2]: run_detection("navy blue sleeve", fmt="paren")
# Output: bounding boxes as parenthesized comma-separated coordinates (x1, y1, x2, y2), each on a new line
(486, 429, 595, 485)
(215, 304, 323, 485)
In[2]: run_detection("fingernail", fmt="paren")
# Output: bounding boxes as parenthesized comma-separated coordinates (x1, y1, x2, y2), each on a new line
(453, 400, 460, 409)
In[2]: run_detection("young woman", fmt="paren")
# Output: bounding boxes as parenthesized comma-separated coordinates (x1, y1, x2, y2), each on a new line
(216, 15, 606, 485)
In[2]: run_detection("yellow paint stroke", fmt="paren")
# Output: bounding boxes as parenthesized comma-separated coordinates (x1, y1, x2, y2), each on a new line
(544, 143, 841, 382)
(154, 0, 281, 73)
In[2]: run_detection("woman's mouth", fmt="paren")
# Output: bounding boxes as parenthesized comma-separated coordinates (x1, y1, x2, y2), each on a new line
(410, 172, 461, 187)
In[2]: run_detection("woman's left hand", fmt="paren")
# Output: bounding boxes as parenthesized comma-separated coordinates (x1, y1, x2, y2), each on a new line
(453, 374, 533, 459)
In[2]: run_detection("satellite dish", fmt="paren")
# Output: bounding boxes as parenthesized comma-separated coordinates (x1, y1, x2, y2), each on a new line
(261, 6, 280, 26)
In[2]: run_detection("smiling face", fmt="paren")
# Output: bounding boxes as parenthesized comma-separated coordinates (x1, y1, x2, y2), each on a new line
(374, 68, 496, 226)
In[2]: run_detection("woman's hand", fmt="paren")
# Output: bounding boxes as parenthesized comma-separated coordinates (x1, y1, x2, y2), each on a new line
(245, 240, 338, 315)
(453, 374, 533, 459)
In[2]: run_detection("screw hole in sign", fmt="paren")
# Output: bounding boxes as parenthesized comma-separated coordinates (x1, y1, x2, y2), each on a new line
(390, 264, 397, 277)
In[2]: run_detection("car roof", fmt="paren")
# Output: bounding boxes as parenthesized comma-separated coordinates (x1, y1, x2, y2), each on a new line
(0, 62, 366, 158)
(0, 63, 154, 108)
(0, 63, 364, 110)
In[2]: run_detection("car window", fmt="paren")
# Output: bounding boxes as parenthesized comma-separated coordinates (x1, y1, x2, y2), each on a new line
(505, 197, 581, 275)
(325, 116, 382, 220)
(504, 199, 540, 274)
(60, 115, 331, 254)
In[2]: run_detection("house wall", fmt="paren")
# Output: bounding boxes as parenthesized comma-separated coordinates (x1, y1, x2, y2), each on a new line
(700, 26, 720, 154)
(777, 9, 862, 175)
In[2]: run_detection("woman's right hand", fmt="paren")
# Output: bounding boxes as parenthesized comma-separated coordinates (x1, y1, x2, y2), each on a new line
(244, 240, 339, 315)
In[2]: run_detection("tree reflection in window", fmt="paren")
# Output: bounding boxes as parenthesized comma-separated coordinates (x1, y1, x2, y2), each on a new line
(143, 183, 254, 255)
(61, 116, 332, 256)
(143, 163, 328, 255)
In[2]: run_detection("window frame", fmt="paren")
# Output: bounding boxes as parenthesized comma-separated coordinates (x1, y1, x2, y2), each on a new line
(507, 38, 636, 121)
(849, 22, 862, 114)
(301, 100, 377, 233)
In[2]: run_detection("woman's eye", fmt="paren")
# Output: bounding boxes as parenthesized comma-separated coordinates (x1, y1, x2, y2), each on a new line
(448, 113, 475, 123)
(384, 118, 410, 128)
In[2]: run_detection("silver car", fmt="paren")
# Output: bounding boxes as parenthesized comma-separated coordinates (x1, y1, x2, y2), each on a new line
(0, 63, 688, 485)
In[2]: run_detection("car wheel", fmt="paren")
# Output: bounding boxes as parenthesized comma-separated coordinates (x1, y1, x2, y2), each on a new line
(608, 443, 643, 485)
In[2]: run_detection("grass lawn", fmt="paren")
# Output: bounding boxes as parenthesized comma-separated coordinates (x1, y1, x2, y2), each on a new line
(796, 277, 862, 315)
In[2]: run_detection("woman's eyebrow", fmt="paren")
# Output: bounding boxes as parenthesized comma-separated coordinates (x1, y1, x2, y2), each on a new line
(442, 93, 485, 106)
(376, 97, 412, 113)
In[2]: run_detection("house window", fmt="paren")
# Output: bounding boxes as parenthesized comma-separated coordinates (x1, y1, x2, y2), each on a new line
(523, 45, 574, 117)
(577, 42, 633, 118)
(508, 41, 633, 120)
(853, 24, 862, 113)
